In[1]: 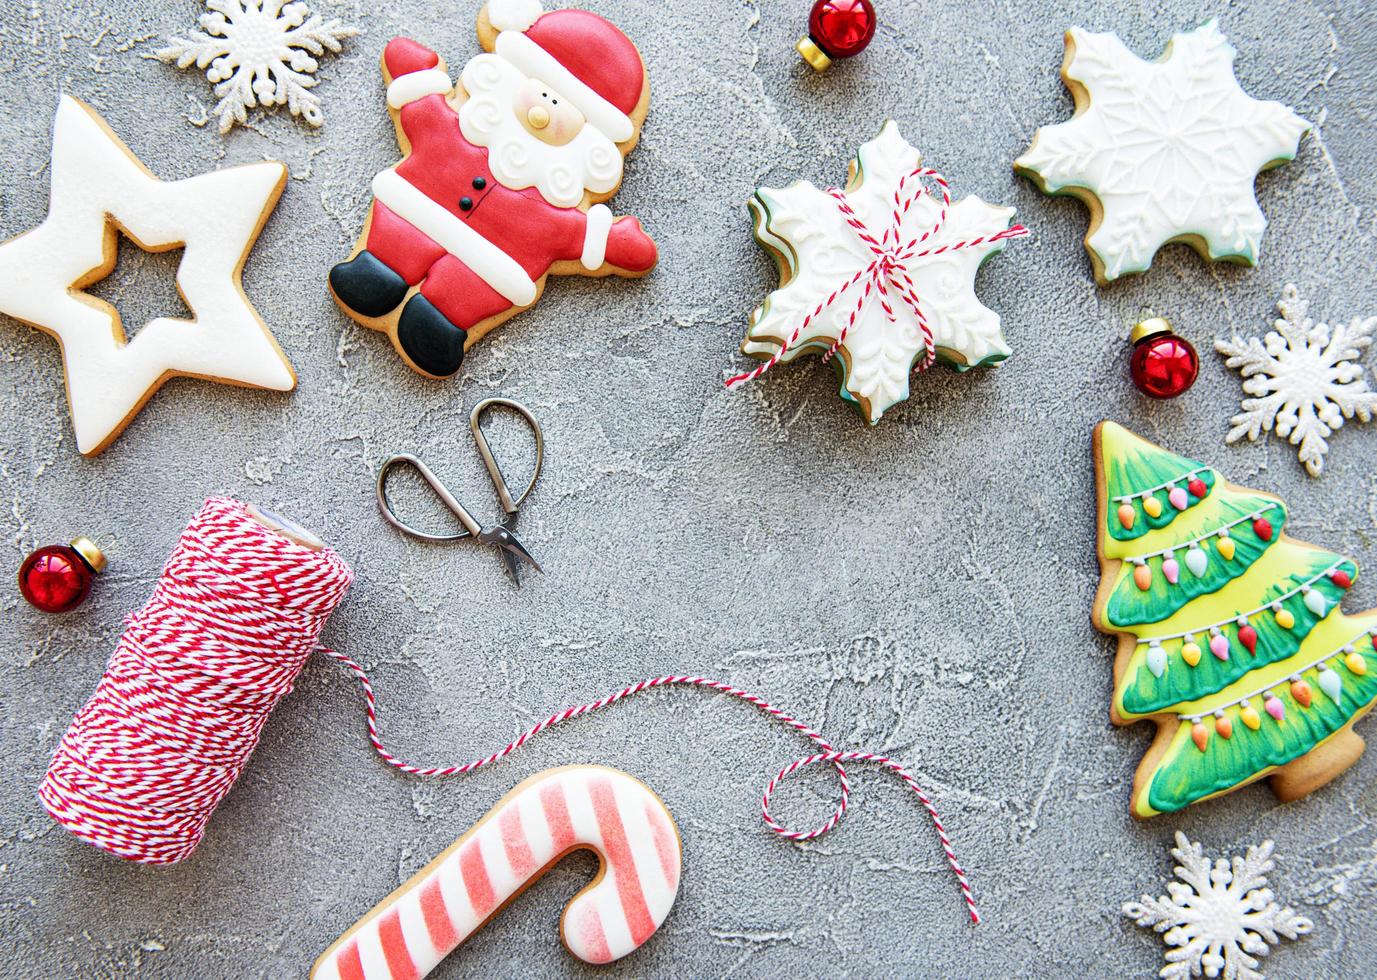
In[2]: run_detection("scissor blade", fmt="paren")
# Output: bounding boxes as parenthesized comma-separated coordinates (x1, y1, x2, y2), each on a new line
(477, 525, 542, 582)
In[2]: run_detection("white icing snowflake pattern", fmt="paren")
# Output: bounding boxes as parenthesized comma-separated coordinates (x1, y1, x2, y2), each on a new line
(1015, 19, 1309, 283)
(1216, 283, 1377, 477)
(739, 121, 1022, 424)
(1123, 832, 1313, 980)
(154, 0, 358, 134)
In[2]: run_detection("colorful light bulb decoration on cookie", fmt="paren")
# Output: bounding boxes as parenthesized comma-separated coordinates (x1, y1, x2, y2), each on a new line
(328, 0, 658, 379)
(726, 121, 1028, 425)
(18, 538, 106, 613)
(0, 97, 294, 455)
(796, 0, 876, 71)
(1014, 20, 1309, 284)
(1129, 317, 1198, 399)
(312, 766, 680, 978)
(1093, 422, 1377, 818)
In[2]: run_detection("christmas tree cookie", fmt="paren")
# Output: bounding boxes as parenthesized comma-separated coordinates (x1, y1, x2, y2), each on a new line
(1093, 422, 1377, 817)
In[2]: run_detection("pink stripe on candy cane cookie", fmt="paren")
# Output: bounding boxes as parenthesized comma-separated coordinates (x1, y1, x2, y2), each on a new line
(311, 767, 682, 978)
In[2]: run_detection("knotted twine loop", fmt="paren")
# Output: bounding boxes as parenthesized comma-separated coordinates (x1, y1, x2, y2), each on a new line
(726, 166, 1030, 388)
(322, 655, 982, 924)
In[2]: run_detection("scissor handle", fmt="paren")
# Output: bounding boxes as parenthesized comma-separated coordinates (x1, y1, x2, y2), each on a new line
(376, 454, 485, 542)
(470, 398, 544, 516)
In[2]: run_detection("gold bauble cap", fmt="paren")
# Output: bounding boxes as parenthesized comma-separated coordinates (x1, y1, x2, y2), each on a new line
(796, 36, 833, 72)
(1131, 316, 1174, 345)
(69, 536, 106, 573)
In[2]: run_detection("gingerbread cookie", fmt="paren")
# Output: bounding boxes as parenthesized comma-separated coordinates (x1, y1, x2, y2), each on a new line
(0, 96, 294, 456)
(728, 121, 1026, 424)
(1093, 422, 1377, 818)
(328, 0, 658, 379)
(312, 766, 681, 977)
(1015, 20, 1309, 284)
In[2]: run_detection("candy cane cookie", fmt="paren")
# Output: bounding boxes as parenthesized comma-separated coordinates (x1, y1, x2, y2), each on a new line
(312, 766, 681, 977)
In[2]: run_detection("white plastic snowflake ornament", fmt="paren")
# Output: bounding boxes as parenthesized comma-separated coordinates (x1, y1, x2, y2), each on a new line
(1217, 283, 1377, 477)
(729, 121, 1026, 425)
(1124, 833, 1313, 980)
(155, 0, 358, 134)
(1015, 20, 1309, 284)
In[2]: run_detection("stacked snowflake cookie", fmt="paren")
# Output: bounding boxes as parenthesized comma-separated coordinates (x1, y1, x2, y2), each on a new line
(1016, 19, 1309, 284)
(0, 97, 294, 455)
(730, 121, 1026, 424)
(1093, 422, 1377, 817)
(328, 0, 658, 379)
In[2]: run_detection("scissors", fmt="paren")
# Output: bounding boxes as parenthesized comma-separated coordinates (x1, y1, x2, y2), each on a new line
(376, 398, 544, 585)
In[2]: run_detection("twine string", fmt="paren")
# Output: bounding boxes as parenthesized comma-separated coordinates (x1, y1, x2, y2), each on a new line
(322, 652, 981, 924)
(725, 165, 1029, 389)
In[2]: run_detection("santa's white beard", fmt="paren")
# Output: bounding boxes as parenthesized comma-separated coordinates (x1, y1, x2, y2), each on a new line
(459, 54, 624, 209)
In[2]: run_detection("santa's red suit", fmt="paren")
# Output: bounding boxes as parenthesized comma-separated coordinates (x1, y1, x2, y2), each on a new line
(330, 8, 656, 377)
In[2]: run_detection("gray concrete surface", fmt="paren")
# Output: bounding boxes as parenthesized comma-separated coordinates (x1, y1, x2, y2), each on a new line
(2, 0, 1375, 976)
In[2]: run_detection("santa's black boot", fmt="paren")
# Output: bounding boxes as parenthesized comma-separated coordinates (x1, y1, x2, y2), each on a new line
(329, 250, 409, 318)
(397, 295, 467, 377)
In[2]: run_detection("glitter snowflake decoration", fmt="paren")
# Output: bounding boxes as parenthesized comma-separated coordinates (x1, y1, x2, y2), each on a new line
(735, 121, 1024, 424)
(154, 0, 358, 134)
(1216, 283, 1377, 477)
(1015, 19, 1309, 283)
(1123, 832, 1313, 980)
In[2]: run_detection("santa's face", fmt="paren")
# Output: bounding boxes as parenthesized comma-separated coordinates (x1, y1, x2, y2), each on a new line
(512, 78, 586, 146)
(460, 53, 623, 209)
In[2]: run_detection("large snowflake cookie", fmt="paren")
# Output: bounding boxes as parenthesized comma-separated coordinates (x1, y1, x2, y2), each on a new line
(1217, 283, 1376, 477)
(155, 0, 358, 134)
(1123, 832, 1313, 980)
(327, 0, 658, 379)
(1015, 19, 1309, 284)
(1093, 422, 1377, 818)
(730, 120, 1026, 425)
(0, 97, 294, 455)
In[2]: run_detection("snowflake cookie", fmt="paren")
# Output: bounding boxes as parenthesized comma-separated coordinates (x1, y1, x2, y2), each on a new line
(1217, 284, 1376, 477)
(154, 0, 358, 134)
(1015, 19, 1309, 284)
(0, 97, 294, 454)
(730, 120, 1027, 425)
(1123, 832, 1313, 980)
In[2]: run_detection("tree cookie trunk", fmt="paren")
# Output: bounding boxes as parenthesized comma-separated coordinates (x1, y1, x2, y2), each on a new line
(1270, 723, 1366, 803)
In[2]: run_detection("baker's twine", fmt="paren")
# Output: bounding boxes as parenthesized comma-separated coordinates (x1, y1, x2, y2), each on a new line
(37, 498, 978, 924)
(38, 498, 354, 865)
(324, 654, 981, 924)
(726, 165, 1028, 389)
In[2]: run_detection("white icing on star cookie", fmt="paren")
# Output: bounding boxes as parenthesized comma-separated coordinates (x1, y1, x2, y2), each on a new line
(1015, 19, 1309, 283)
(0, 96, 295, 455)
(739, 121, 1023, 424)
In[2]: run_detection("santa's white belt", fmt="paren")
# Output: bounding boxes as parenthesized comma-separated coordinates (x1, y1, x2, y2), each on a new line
(371, 168, 538, 308)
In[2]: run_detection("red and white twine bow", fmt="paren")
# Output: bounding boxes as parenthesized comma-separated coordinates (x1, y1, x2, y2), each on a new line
(325, 656, 981, 924)
(726, 166, 1029, 388)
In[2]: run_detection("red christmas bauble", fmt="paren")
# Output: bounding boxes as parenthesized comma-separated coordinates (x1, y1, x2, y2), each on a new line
(798, 0, 876, 70)
(1332, 569, 1353, 589)
(18, 538, 105, 613)
(1130, 318, 1198, 399)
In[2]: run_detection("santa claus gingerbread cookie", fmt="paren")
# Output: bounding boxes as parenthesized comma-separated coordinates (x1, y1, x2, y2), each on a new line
(329, 0, 658, 378)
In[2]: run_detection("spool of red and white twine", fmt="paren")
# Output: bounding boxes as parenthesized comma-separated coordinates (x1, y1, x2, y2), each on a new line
(39, 498, 979, 923)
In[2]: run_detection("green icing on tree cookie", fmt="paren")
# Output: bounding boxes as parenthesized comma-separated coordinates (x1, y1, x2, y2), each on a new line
(1105, 496, 1285, 628)
(1118, 559, 1355, 717)
(1094, 421, 1377, 818)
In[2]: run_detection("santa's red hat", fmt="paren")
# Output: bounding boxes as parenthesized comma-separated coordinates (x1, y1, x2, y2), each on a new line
(486, 1, 644, 144)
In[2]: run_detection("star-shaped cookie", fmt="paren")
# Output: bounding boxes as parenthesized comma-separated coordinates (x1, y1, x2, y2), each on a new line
(1015, 19, 1309, 284)
(0, 96, 294, 454)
